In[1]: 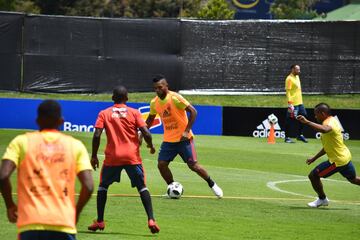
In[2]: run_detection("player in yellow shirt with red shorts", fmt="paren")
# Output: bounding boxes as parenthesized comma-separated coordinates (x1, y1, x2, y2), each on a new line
(297, 103, 360, 207)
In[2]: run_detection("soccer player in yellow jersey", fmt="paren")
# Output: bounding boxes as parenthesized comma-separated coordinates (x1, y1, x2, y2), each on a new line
(146, 75, 223, 198)
(285, 64, 308, 143)
(297, 103, 360, 208)
(0, 100, 94, 240)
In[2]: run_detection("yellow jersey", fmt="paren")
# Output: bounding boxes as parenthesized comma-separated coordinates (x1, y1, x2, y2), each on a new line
(150, 91, 193, 142)
(2, 130, 92, 234)
(285, 73, 303, 106)
(321, 116, 351, 166)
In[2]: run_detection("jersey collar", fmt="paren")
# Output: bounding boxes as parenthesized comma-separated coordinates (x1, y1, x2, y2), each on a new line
(113, 103, 127, 108)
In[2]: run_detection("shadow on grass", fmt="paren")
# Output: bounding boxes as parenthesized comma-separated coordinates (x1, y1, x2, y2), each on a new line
(288, 206, 350, 211)
(78, 230, 156, 238)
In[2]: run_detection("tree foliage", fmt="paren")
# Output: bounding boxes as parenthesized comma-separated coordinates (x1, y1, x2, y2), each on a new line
(0, 0, 15, 11)
(0, 0, 39, 13)
(117, 0, 202, 18)
(32, 0, 75, 15)
(0, 0, 202, 18)
(197, 0, 235, 20)
(270, 0, 320, 19)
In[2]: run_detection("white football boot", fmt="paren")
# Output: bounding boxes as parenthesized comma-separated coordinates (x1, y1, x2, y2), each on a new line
(211, 183, 223, 199)
(307, 197, 329, 208)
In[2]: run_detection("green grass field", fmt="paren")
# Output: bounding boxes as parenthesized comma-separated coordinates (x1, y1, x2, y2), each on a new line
(1, 92, 360, 109)
(0, 129, 359, 240)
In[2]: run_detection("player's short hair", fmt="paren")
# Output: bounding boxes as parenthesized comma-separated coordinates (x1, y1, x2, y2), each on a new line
(153, 74, 166, 83)
(315, 102, 331, 115)
(112, 85, 128, 103)
(37, 100, 61, 120)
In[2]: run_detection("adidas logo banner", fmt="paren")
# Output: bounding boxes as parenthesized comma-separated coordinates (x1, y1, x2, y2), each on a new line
(252, 114, 285, 138)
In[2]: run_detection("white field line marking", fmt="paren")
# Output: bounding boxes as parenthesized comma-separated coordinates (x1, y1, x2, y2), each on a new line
(266, 179, 314, 198)
(266, 178, 360, 204)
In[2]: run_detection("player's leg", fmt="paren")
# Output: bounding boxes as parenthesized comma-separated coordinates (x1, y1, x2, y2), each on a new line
(307, 160, 338, 207)
(339, 161, 360, 186)
(349, 177, 360, 185)
(308, 171, 326, 199)
(157, 142, 178, 185)
(158, 160, 174, 184)
(179, 139, 223, 198)
(296, 104, 308, 143)
(284, 108, 295, 143)
(125, 165, 160, 234)
(88, 166, 122, 231)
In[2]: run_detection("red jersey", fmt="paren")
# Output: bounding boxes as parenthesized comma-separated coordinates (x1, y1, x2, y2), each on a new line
(95, 104, 146, 166)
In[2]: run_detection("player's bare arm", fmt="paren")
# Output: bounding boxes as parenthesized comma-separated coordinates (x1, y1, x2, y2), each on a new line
(145, 114, 156, 129)
(0, 159, 17, 223)
(180, 105, 197, 141)
(139, 126, 156, 154)
(76, 170, 94, 223)
(91, 128, 103, 170)
(306, 148, 326, 165)
(296, 115, 332, 133)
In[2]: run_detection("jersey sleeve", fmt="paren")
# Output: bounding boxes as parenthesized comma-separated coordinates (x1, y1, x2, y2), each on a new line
(172, 93, 190, 110)
(285, 77, 292, 90)
(149, 99, 157, 115)
(134, 110, 146, 128)
(2, 134, 27, 167)
(323, 118, 334, 132)
(94, 110, 105, 129)
(72, 139, 92, 174)
(285, 77, 293, 103)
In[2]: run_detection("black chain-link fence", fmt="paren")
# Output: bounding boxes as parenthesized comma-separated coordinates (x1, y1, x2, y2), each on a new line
(0, 12, 359, 93)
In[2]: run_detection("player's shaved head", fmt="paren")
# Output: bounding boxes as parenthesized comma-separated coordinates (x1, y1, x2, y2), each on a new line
(152, 74, 169, 99)
(38, 100, 61, 119)
(315, 102, 331, 115)
(37, 100, 63, 130)
(153, 74, 166, 83)
(112, 85, 128, 103)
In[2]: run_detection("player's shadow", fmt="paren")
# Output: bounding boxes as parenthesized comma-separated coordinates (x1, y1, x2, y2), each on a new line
(288, 206, 350, 211)
(78, 230, 156, 237)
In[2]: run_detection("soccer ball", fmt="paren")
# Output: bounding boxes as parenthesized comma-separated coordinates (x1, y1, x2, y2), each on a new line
(267, 113, 278, 125)
(167, 182, 184, 199)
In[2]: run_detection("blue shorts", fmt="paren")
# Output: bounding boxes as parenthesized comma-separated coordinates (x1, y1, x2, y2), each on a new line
(19, 230, 75, 240)
(99, 164, 146, 189)
(158, 139, 197, 165)
(311, 160, 356, 180)
(286, 104, 307, 118)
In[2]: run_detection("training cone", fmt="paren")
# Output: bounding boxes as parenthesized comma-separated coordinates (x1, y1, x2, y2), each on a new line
(268, 123, 276, 144)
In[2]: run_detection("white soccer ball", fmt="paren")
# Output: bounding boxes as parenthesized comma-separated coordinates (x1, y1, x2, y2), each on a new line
(267, 113, 278, 124)
(167, 182, 184, 199)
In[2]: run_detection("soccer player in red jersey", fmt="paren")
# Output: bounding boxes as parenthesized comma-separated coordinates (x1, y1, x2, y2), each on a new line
(88, 86, 160, 234)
